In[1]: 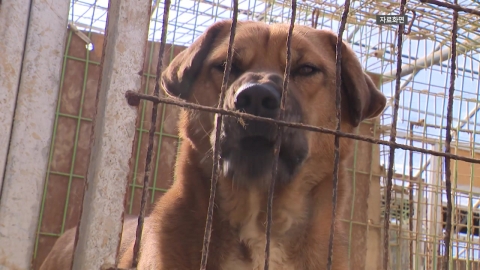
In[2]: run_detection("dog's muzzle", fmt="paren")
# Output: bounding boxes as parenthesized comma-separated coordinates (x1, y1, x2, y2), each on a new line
(218, 72, 307, 187)
(230, 75, 284, 141)
(234, 82, 281, 119)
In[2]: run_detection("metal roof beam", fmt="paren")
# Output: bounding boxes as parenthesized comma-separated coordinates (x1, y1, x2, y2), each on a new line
(382, 36, 480, 83)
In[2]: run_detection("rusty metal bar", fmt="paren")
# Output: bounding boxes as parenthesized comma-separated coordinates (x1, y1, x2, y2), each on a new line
(125, 91, 480, 165)
(443, 3, 459, 269)
(403, 9, 416, 35)
(419, 0, 480, 16)
(409, 122, 415, 270)
(131, 0, 171, 266)
(326, 0, 351, 269)
(383, 0, 408, 268)
(311, 8, 319, 28)
(263, 1, 296, 269)
(199, 1, 239, 269)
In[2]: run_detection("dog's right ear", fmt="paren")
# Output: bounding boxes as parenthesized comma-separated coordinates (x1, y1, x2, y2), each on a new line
(315, 29, 386, 127)
(161, 20, 232, 99)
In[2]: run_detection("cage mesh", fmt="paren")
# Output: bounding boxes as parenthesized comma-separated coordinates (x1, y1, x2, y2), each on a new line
(32, 0, 480, 269)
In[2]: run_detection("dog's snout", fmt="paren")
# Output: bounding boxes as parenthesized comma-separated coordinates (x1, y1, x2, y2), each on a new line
(234, 83, 281, 117)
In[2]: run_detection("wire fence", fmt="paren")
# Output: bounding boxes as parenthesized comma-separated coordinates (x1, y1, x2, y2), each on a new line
(120, 1, 480, 269)
(29, 0, 480, 269)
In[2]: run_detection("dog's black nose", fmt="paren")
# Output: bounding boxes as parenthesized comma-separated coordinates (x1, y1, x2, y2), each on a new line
(234, 83, 281, 117)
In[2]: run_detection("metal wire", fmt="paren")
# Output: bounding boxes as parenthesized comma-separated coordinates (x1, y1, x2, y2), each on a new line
(27, 0, 480, 267)
(311, 8, 319, 29)
(403, 9, 416, 35)
(33, 30, 74, 260)
(199, 1, 239, 268)
(383, 0, 407, 268)
(420, 0, 480, 16)
(443, 3, 459, 269)
(131, 0, 171, 266)
(408, 122, 415, 270)
(126, 91, 480, 165)
(263, 1, 296, 269)
(326, 0, 351, 268)
(119, 1, 480, 268)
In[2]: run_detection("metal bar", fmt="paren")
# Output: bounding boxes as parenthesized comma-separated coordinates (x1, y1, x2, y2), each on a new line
(383, 0, 408, 268)
(382, 36, 480, 83)
(151, 0, 159, 15)
(346, 25, 360, 43)
(264, 1, 296, 269)
(132, 0, 171, 266)
(458, 103, 480, 130)
(326, 0, 351, 268)
(411, 122, 480, 136)
(399, 72, 419, 91)
(352, 42, 479, 78)
(393, 104, 477, 127)
(199, 1, 239, 268)
(409, 123, 415, 270)
(414, 140, 427, 270)
(68, 20, 110, 34)
(0, 0, 69, 268)
(70, 0, 151, 269)
(420, 0, 480, 16)
(61, 3, 99, 239)
(148, 0, 181, 205)
(442, 5, 459, 269)
(127, 5, 164, 215)
(455, 137, 480, 236)
(397, 42, 443, 92)
(347, 129, 360, 269)
(428, 143, 443, 269)
(380, 128, 480, 148)
(125, 91, 480, 164)
(415, 158, 432, 179)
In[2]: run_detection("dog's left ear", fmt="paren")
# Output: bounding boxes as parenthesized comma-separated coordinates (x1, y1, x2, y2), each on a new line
(319, 30, 387, 127)
(161, 20, 232, 99)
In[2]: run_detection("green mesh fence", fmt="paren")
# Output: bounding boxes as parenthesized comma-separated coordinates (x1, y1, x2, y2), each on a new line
(32, 1, 104, 267)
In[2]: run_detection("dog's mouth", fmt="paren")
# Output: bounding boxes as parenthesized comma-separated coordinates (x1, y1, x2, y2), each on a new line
(215, 75, 308, 188)
(219, 120, 308, 188)
(239, 136, 274, 152)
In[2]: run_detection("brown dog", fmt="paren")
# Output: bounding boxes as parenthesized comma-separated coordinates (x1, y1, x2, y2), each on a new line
(41, 20, 386, 270)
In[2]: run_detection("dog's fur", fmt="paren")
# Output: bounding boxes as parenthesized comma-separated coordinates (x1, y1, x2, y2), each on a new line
(40, 20, 386, 270)
(39, 215, 139, 270)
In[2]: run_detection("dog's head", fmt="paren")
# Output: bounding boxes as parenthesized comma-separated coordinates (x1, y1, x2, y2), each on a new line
(162, 20, 386, 188)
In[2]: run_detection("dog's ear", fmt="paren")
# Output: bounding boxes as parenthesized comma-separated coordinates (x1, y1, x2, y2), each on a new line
(319, 30, 387, 127)
(341, 50, 386, 126)
(161, 20, 232, 99)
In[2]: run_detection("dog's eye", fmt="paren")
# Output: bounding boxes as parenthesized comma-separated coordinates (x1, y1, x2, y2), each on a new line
(214, 62, 240, 75)
(214, 62, 227, 72)
(294, 64, 320, 76)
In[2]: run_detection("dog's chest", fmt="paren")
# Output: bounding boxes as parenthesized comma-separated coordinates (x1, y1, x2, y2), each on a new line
(220, 191, 295, 270)
(221, 243, 294, 270)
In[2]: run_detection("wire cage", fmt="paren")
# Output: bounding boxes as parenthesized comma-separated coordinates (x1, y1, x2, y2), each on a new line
(1, 0, 479, 269)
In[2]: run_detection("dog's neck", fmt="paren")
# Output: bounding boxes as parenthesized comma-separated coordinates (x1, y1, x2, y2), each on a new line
(178, 138, 347, 227)
(214, 163, 347, 269)
(175, 138, 349, 268)
(215, 163, 342, 229)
